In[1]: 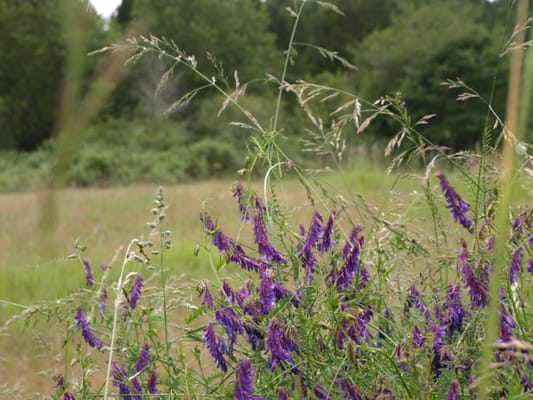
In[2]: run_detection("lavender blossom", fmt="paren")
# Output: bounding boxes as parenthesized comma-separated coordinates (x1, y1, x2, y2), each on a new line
(319, 210, 336, 253)
(436, 171, 474, 233)
(265, 317, 299, 372)
(253, 198, 287, 264)
(134, 343, 151, 374)
(83, 259, 95, 287)
(458, 241, 488, 309)
(215, 308, 244, 355)
(148, 370, 158, 394)
(448, 380, 459, 400)
(197, 280, 215, 310)
(510, 247, 524, 285)
(204, 323, 227, 372)
(233, 183, 251, 222)
(235, 359, 255, 400)
(298, 212, 323, 283)
(74, 307, 103, 350)
(130, 274, 144, 309)
(111, 362, 130, 397)
(444, 284, 467, 335)
(259, 266, 275, 315)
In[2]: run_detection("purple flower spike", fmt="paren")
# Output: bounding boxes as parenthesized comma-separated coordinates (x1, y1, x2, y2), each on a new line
(83, 259, 95, 287)
(445, 284, 467, 335)
(54, 374, 65, 390)
(74, 307, 104, 351)
(412, 326, 425, 349)
(395, 342, 408, 372)
(253, 198, 287, 264)
(458, 241, 488, 309)
(198, 280, 215, 310)
(436, 171, 474, 233)
(406, 285, 430, 320)
(510, 247, 524, 285)
(204, 323, 227, 372)
(266, 318, 298, 372)
(499, 308, 516, 343)
(259, 267, 275, 315)
(111, 362, 130, 396)
(200, 212, 216, 231)
(215, 308, 244, 355)
(63, 393, 75, 400)
(335, 225, 365, 292)
(134, 343, 151, 373)
(99, 288, 107, 318)
(337, 379, 363, 400)
(148, 370, 159, 394)
(319, 210, 336, 254)
(298, 212, 323, 283)
(235, 359, 255, 400)
(314, 384, 332, 400)
(528, 258, 533, 274)
(233, 183, 251, 222)
(448, 380, 459, 400)
(130, 274, 144, 309)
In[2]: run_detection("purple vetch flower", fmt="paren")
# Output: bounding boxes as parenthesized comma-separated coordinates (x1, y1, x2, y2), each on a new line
(412, 326, 425, 349)
(101, 263, 110, 271)
(74, 307, 104, 350)
(277, 388, 290, 400)
(486, 236, 494, 252)
(337, 379, 363, 400)
(458, 241, 488, 309)
(134, 343, 151, 374)
(431, 322, 451, 375)
(111, 362, 131, 397)
(510, 247, 524, 285)
(499, 308, 516, 343)
(448, 380, 459, 400)
(314, 384, 332, 400)
(222, 279, 236, 304)
(148, 370, 158, 394)
(395, 342, 408, 372)
(405, 285, 430, 320)
(335, 225, 365, 291)
(350, 308, 374, 344)
(200, 212, 216, 231)
(528, 258, 533, 274)
(272, 281, 299, 307)
(197, 280, 215, 310)
(259, 266, 275, 315)
(436, 171, 474, 233)
(132, 377, 143, 398)
(54, 374, 65, 390)
(233, 183, 251, 222)
(235, 359, 255, 400)
(83, 259, 95, 287)
(230, 244, 265, 273)
(63, 393, 75, 400)
(253, 198, 287, 264)
(444, 284, 467, 335)
(265, 317, 299, 372)
(204, 323, 227, 372)
(298, 211, 323, 284)
(319, 210, 336, 254)
(215, 308, 244, 355)
(130, 274, 144, 309)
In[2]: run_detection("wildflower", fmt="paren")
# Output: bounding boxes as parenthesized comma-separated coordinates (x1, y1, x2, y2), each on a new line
(148, 370, 158, 394)
(253, 198, 287, 264)
(200, 212, 216, 231)
(337, 379, 364, 400)
(412, 326, 425, 349)
(134, 343, 151, 374)
(448, 380, 459, 400)
(395, 342, 408, 372)
(83, 259, 95, 287)
(405, 285, 430, 320)
(510, 247, 523, 285)
(277, 388, 290, 400)
(458, 241, 488, 309)
(499, 308, 516, 343)
(132, 377, 143, 397)
(63, 393, 75, 400)
(74, 307, 103, 350)
(431, 322, 450, 375)
(204, 323, 227, 372)
(298, 211, 323, 283)
(230, 244, 265, 273)
(436, 171, 474, 233)
(259, 266, 275, 315)
(222, 279, 236, 304)
(265, 317, 299, 372)
(130, 274, 144, 309)
(111, 362, 130, 397)
(54, 373, 65, 390)
(101, 263, 110, 271)
(528, 258, 533, 274)
(319, 210, 336, 253)
(233, 183, 251, 222)
(215, 308, 244, 355)
(314, 384, 332, 400)
(235, 359, 255, 400)
(336, 225, 365, 291)
(444, 284, 467, 335)
(197, 280, 215, 310)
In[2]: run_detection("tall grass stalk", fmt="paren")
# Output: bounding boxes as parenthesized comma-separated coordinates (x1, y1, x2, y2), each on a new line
(478, 0, 532, 397)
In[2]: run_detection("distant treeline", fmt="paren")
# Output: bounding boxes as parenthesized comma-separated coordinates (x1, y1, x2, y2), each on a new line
(0, 0, 528, 160)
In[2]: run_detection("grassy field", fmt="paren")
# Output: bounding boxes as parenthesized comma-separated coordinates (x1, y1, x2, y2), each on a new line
(0, 164, 530, 397)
